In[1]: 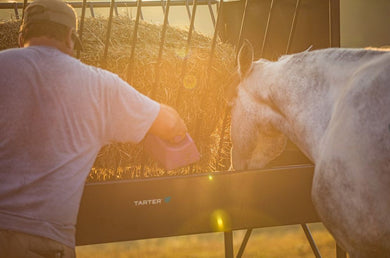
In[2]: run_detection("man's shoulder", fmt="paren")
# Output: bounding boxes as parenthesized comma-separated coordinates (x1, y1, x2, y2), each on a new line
(0, 46, 53, 63)
(0, 48, 31, 70)
(0, 47, 25, 58)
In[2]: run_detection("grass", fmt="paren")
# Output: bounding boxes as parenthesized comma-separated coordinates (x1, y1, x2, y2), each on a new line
(76, 223, 337, 257)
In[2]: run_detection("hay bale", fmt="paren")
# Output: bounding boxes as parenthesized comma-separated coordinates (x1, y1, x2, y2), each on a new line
(1, 16, 236, 181)
(0, 20, 20, 50)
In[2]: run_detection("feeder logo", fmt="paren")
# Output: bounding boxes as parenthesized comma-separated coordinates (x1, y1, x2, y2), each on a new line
(133, 196, 172, 206)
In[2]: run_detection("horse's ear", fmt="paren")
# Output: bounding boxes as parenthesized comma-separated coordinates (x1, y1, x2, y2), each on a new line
(237, 39, 254, 78)
(224, 40, 254, 105)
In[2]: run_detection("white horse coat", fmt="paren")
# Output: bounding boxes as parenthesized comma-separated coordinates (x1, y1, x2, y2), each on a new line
(229, 43, 390, 257)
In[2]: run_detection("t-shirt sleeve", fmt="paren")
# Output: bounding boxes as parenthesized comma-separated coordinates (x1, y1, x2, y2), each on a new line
(101, 72, 160, 144)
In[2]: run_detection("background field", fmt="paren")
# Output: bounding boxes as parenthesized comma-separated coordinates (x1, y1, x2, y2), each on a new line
(76, 223, 337, 257)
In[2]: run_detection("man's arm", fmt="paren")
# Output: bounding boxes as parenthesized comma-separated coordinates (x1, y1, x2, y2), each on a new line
(148, 104, 188, 143)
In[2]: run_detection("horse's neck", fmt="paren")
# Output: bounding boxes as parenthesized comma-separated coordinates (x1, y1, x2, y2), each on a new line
(266, 51, 348, 162)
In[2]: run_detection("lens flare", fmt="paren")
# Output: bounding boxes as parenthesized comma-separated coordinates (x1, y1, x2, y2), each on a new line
(217, 217, 224, 227)
(208, 175, 213, 181)
(183, 74, 197, 89)
(210, 209, 231, 232)
(175, 48, 189, 59)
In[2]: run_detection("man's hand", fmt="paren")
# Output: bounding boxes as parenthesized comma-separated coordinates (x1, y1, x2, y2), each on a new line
(148, 104, 188, 143)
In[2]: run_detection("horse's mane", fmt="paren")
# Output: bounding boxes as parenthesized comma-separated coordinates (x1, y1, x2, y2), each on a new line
(277, 45, 313, 62)
(277, 47, 389, 66)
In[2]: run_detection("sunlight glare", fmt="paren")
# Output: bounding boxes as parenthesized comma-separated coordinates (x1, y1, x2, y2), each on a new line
(183, 74, 197, 89)
(217, 217, 224, 227)
(210, 209, 231, 232)
(175, 47, 189, 59)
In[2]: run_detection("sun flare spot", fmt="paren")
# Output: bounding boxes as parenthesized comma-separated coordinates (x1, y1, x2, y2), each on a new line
(210, 209, 231, 232)
(217, 217, 224, 227)
(175, 47, 190, 59)
(183, 74, 197, 89)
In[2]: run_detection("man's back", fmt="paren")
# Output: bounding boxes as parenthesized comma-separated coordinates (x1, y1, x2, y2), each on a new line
(0, 46, 160, 247)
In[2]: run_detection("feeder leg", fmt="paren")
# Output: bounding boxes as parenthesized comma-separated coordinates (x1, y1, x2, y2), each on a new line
(301, 224, 321, 258)
(224, 231, 234, 258)
(236, 229, 252, 258)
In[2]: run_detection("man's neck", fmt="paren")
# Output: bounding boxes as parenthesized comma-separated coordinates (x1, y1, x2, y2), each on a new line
(24, 37, 73, 56)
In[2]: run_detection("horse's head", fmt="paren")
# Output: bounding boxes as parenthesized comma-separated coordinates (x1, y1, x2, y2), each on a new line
(227, 41, 287, 170)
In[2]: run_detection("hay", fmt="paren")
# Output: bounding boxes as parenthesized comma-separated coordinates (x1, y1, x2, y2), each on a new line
(1, 16, 236, 181)
(0, 20, 20, 50)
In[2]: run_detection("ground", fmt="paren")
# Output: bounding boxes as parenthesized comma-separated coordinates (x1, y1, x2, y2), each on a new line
(76, 223, 336, 257)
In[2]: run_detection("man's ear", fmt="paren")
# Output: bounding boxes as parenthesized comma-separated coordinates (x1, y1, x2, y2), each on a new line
(65, 28, 74, 50)
(18, 33, 24, 48)
(237, 39, 254, 79)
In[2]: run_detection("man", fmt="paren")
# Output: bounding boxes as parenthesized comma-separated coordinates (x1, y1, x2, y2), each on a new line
(0, 0, 187, 257)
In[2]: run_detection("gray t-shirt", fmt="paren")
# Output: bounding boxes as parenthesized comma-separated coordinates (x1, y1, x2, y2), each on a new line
(0, 46, 160, 247)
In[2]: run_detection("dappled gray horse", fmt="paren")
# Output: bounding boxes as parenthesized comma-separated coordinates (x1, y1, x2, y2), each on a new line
(228, 42, 390, 257)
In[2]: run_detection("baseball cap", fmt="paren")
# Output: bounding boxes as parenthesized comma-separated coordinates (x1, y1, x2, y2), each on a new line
(20, 0, 83, 50)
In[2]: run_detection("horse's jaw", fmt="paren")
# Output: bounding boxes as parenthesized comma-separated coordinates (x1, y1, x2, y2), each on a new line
(231, 133, 288, 171)
(248, 133, 288, 169)
(231, 160, 268, 171)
